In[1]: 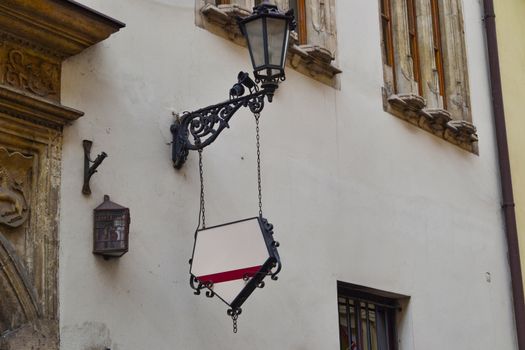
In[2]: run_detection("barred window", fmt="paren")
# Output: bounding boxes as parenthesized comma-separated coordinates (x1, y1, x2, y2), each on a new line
(337, 282, 406, 350)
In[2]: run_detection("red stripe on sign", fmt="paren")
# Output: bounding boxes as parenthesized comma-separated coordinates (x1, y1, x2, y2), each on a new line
(197, 265, 262, 284)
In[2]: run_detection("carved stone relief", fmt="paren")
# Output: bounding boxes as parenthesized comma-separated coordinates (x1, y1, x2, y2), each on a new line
(0, 114, 63, 349)
(0, 148, 32, 228)
(0, 43, 61, 101)
(0, 1, 124, 348)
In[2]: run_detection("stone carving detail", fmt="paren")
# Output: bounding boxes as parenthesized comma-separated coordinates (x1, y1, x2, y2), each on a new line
(0, 1, 122, 348)
(386, 93, 478, 153)
(0, 148, 32, 228)
(0, 127, 59, 349)
(0, 234, 41, 335)
(4, 50, 59, 98)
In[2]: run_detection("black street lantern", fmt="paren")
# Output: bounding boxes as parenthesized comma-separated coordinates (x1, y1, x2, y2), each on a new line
(169, 0, 291, 332)
(170, 1, 295, 169)
(239, 1, 295, 91)
(93, 195, 130, 259)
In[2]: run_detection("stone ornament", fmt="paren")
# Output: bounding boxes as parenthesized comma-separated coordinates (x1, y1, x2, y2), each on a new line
(0, 147, 32, 228)
(0, 1, 124, 348)
(4, 49, 60, 99)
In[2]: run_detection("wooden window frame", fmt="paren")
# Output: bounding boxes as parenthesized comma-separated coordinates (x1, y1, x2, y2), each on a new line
(381, 0, 395, 68)
(430, 0, 446, 108)
(290, 0, 307, 45)
(406, 0, 422, 96)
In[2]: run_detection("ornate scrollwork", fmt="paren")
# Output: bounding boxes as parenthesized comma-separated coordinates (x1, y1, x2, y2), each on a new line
(260, 217, 282, 281)
(227, 307, 242, 319)
(171, 72, 271, 169)
(189, 274, 216, 299)
(189, 275, 205, 295)
(4, 50, 59, 98)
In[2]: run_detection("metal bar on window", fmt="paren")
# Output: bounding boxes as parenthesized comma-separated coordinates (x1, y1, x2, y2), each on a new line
(355, 301, 363, 349)
(366, 303, 372, 350)
(344, 297, 399, 310)
(385, 307, 391, 350)
(389, 309, 398, 350)
(346, 298, 353, 347)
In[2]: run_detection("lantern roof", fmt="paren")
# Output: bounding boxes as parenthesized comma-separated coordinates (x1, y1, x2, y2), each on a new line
(94, 195, 127, 211)
(238, 1, 296, 32)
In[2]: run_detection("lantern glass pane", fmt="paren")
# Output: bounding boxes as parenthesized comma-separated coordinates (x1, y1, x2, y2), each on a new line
(94, 210, 128, 251)
(266, 17, 288, 67)
(245, 19, 265, 69)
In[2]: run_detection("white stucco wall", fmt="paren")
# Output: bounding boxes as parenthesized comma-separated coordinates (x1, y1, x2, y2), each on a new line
(59, 0, 517, 349)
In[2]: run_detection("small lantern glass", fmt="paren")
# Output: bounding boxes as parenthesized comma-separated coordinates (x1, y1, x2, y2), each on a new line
(239, 1, 295, 88)
(93, 195, 130, 259)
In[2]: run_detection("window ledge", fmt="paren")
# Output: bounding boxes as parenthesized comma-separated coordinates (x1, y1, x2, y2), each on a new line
(201, 3, 251, 26)
(197, 3, 341, 88)
(288, 44, 342, 86)
(385, 92, 478, 154)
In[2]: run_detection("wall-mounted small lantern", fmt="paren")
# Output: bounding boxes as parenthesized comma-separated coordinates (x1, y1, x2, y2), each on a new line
(93, 195, 130, 259)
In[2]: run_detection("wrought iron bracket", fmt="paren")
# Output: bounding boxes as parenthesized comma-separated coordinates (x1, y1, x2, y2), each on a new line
(170, 72, 275, 169)
(82, 140, 107, 195)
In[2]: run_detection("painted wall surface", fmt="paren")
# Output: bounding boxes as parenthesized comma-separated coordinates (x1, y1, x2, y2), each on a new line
(59, 0, 517, 349)
(495, 0, 525, 300)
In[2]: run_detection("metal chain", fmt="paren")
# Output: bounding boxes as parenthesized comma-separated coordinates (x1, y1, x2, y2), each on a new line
(198, 149, 206, 229)
(232, 313, 238, 333)
(254, 113, 263, 217)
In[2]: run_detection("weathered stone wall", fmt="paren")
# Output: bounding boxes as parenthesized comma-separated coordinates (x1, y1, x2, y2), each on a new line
(0, 1, 122, 348)
(0, 106, 62, 349)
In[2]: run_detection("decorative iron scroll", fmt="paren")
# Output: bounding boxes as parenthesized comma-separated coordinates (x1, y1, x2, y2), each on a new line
(171, 81, 267, 169)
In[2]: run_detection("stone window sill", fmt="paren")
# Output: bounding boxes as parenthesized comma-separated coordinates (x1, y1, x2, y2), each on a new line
(198, 3, 341, 88)
(385, 92, 478, 154)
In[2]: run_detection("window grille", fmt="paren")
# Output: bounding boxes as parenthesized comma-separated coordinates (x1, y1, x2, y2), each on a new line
(338, 284, 400, 350)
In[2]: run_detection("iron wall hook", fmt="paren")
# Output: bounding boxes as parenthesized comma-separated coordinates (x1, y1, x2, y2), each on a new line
(82, 140, 107, 195)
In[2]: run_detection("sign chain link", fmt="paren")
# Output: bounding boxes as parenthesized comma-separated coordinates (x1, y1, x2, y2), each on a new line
(195, 114, 264, 334)
(232, 313, 238, 333)
(198, 148, 206, 229)
(254, 112, 263, 217)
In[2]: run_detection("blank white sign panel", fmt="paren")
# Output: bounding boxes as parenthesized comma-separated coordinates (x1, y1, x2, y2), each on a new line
(191, 218, 270, 305)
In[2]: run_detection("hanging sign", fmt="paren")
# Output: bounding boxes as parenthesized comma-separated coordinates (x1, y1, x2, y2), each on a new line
(189, 216, 281, 330)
